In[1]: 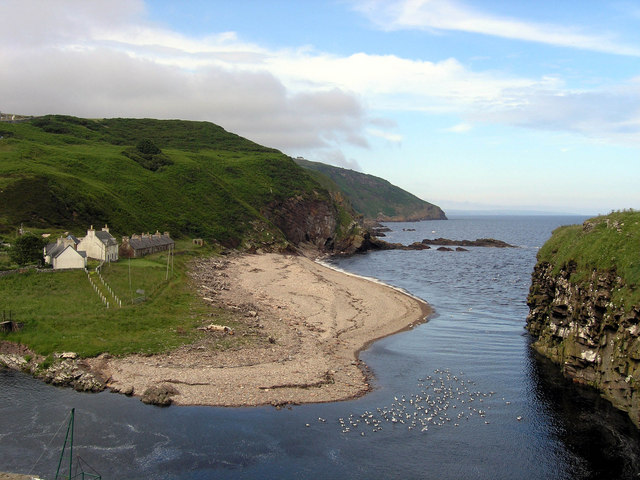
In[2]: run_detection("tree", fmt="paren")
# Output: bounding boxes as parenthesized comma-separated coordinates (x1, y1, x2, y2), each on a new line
(9, 234, 46, 266)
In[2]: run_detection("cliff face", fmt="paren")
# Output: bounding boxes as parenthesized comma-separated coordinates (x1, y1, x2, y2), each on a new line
(265, 195, 338, 249)
(527, 261, 640, 426)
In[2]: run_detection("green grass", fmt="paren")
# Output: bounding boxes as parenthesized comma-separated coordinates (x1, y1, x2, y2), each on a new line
(537, 210, 640, 308)
(0, 116, 349, 247)
(0, 250, 212, 357)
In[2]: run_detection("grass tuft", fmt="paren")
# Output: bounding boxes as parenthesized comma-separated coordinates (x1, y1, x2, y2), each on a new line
(537, 209, 640, 308)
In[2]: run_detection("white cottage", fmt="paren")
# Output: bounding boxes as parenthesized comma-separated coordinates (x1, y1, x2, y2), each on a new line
(52, 245, 87, 269)
(77, 225, 118, 262)
(44, 236, 87, 270)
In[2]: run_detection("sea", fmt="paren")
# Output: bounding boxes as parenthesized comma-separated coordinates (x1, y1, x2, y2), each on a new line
(2, 215, 640, 479)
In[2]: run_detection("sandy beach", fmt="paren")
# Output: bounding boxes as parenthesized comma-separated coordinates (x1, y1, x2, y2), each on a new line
(89, 253, 430, 406)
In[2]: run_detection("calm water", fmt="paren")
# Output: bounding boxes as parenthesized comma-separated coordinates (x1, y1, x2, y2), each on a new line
(2, 215, 640, 479)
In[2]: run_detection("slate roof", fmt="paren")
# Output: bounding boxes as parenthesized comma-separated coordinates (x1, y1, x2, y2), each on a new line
(95, 230, 117, 247)
(45, 242, 66, 259)
(67, 234, 80, 245)
(128, 235, 174, 251)
(45, 243, 86, 260)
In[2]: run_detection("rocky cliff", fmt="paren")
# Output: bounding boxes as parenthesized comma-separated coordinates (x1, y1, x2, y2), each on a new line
(526, 212, 640, 426)
(264, 194, 362, 253)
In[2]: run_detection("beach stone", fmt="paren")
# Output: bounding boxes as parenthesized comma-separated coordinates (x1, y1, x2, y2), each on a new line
(0, 354, 27, 370)
(141, 383, 179, 406)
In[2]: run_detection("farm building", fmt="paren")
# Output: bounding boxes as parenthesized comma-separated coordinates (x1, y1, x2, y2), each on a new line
(120, 231, 174, 258)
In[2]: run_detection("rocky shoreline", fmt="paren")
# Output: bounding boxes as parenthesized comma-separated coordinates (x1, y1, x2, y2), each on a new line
(0, 344, 105, 393)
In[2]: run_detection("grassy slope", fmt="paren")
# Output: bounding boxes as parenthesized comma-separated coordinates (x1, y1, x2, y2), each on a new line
(0, 249, 217, 357)
(0, 115, 348, 358)
(537, 210, 640, 308)
(0, 116, 325, 246)
(294, 158, 446, 221)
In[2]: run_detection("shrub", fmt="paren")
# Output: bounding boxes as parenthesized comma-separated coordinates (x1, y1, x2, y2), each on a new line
(136, 139, 162, 155)
(9, 234, 46, 266)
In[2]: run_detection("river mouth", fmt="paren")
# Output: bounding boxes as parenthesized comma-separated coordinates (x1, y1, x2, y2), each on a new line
(2, 215, 639, 480)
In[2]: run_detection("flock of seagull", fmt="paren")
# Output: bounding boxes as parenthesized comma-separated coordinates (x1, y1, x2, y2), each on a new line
(307, 368, 521, 435)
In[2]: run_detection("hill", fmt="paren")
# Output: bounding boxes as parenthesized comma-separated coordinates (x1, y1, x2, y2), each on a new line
(0, 115, 359, 250)
(526, 210, 640, 426)
(294, 157, 446, 222)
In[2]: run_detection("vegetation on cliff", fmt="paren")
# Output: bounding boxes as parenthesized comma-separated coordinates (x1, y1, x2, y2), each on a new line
(294, 157, 446, 222)
(536, 210, 640, 309)
(527, 210, 640, 426)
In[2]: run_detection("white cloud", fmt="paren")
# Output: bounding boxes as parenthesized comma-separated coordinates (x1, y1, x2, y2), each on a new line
(368, 128, 404, 143)
(444, 123, 472, 133)
(2, 0, 640, 164)
(352, 0, 640, 56)
(473, 84, 640, 145)
(312, 150, 363, 171)
(0, 2, 369, 156)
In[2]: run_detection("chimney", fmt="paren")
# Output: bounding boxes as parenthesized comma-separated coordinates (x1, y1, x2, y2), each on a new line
(102, 224, 109, 233)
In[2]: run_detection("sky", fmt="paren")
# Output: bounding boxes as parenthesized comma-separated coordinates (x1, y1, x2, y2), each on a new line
(2, 1, 640, 215)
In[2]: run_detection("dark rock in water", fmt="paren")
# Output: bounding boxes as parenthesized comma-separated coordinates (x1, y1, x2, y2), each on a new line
(350, 233, 433, 253)
(437, 247, 453, 251)
(141, 383, 179, 406)
(455, 247, 468, 252)
(407, 242, 430, 250)
(421, 237, 515, 248)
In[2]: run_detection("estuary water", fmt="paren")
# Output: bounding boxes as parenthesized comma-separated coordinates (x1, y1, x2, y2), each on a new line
(2, 215, 640, 479)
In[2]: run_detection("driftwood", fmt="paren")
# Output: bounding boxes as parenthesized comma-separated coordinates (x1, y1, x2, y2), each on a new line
(198, 324, 234, 335)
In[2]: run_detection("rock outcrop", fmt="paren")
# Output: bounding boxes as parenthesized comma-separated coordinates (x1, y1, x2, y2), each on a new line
(264, 195, 340, 251)
(526, 261, 640, 426)
(38, 357, 105, 392)
(421, 237, 515, 248)
(141, 383, 179, 406)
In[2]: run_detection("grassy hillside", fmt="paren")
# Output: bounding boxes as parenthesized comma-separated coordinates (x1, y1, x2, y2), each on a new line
(0, 116, 338, 247)
(537, 210, 640, 308)
(0, 245, 257, 357)
(294, 157, 446, 221)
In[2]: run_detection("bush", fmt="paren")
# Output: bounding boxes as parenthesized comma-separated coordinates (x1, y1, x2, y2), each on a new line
(9, 234, 46, 266)
(136, 139, 162, 155)
(124, 139, 173, 171)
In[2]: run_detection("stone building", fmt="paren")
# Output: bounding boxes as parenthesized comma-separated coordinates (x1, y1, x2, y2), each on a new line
(77, 225, 118, 262)
(44, 235, 87, 270)
(120, 231, 174, 258)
